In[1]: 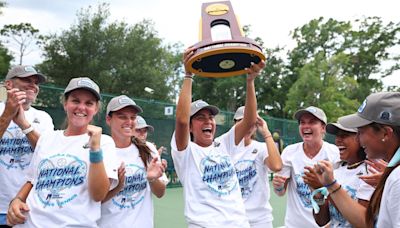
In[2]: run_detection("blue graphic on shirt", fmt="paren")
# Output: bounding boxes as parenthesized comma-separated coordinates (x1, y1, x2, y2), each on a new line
(112, 164, 147, 209)
(0, 128, 34, 170)
(295, 173, 312, 208)
(329, 185, 357, 226)
(235, 160, 257, 199)
(35, 153, 87, 208)
(200, 154, 237, 196)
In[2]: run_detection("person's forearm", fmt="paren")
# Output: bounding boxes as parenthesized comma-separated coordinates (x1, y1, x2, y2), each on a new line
(313, 202, 330, 226)
(15, 182, 33, 202)
(88, 162, 110, 202)
(242, 79, 257, 128)
(150, 179, 166, 198)
(102, 183, 123, 202)
(328, 183, 367, 228)
(265, 136, 283, 172)
(0, 114, 13, 138)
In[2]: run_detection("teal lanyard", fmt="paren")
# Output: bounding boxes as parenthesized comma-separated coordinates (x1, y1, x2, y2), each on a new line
(311, 187, 329, 214)
(388, 147, 400, 167)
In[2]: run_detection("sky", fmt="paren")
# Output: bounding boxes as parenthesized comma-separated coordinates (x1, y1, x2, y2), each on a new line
(1, 0, 399, 87)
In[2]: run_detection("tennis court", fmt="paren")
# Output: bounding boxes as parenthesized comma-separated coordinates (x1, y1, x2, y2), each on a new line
(154, 181, 287, 228)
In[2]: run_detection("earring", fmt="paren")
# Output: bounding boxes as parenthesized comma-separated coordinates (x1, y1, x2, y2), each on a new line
(382, 138, 385, 142)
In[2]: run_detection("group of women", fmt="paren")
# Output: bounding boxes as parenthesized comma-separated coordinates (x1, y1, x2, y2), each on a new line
(5, 46, 400, 228)
(6, 78, 166, 227)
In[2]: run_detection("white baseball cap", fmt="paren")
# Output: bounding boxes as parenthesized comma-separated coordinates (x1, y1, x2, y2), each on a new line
(106, 95, 143, 116)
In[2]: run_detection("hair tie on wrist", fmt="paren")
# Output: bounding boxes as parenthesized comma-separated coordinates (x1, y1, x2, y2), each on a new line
(324, 179, 337, 188)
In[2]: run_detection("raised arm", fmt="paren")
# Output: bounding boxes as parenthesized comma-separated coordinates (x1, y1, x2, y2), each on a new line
(0, 88, 25, 138)
(257, 116, 282, 172)
(234, 61, 265, 145)
(87, 125, 111, 202)
(175, 47, 196, 151)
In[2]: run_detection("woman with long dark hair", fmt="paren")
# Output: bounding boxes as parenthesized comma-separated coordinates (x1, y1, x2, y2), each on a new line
(303, 122, 374, 227)
(311, 92, 400, 228)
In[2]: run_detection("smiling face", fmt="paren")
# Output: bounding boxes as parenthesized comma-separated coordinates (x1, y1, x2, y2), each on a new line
(298, 113, 326, 144)
(135, 128, 148, 141)
(190, 109, 216, 147)
(64, 89, 99, 133)
(357, 124, 386, 160)
(335, 130, 361, 163)
(107, 106, 138, 145)
(6, 76, 40, 108)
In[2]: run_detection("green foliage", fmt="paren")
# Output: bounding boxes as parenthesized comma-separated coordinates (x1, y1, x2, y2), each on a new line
(0, 23, 42, 65)
(38, 3, 181, 103)
(0, 42, 13, 77)
(285, 53, 361, 121)
(0, 1, 5, 15)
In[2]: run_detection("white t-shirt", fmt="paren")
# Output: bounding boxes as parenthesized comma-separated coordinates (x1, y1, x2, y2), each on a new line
(0, 103, 54, 214)
(376, 165, 400, 228)
(231, 140, 273, 226)
(329, 162, 375, 228)
(15, 130, 118, 228)
(171, 127, 250, 228)
(278, 141, 340, 228)
(99, 142, 166, 228)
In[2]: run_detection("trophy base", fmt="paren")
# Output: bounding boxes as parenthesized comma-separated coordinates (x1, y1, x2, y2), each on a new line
(186, 42, 265, 78)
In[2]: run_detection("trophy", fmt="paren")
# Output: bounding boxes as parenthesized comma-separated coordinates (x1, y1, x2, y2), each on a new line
(186, 1, 265, 78)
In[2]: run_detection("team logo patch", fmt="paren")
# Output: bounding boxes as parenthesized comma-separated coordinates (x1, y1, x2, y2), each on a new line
(379, 111, 391, 121)
(358, 99, 367, 113)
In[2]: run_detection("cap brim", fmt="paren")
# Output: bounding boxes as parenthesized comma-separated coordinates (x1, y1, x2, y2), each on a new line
(18, 73, 46, 83)
(338, 113, 373, 128)
(136, 125, 154, 132)
(65, 87, 101, 100)
(111, 104, 143, 114)
(192, 105, 219, 117)
(326, 123, 357, 135)
(294, 109, 326, 124)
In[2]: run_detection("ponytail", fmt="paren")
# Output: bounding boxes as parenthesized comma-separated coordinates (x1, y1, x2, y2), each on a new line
(131, 137, 153, 169)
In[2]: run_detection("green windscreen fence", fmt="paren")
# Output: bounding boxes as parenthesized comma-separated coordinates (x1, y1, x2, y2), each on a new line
(34, 84, 334, 188)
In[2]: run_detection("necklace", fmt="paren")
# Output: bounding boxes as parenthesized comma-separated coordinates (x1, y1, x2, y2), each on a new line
(347, 161, 364, 169)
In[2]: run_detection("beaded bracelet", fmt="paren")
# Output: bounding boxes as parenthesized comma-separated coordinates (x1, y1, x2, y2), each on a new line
(89, 149, 103, 163)
(275, 186, 284, 192)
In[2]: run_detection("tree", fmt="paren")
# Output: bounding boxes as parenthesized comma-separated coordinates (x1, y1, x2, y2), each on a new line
(1, 23, 42, 65)
(0, 1, 13, 75)
(0, 43, 13, 77)
(38, 3, 181, 104)
(286, 17, 400, 103)
(284, 53, 360, 121)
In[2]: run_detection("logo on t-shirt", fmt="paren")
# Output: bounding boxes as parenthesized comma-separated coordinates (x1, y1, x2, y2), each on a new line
(235, 160, 257, 199)
(0, 128, 34, 170)
(35, 153, 87, 208)
(295, 173, 312, 208)
(329, 185, 356, 226)
(112, 164, 147, 209)
(200, 154, 237, 196)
